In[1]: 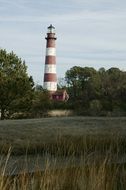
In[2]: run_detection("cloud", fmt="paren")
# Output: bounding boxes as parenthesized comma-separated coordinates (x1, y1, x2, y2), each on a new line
(0, 8, 125, 23)
(0, 0, 126, 83)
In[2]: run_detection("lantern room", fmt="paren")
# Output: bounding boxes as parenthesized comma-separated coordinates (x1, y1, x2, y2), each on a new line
(47, 24, 55, 33)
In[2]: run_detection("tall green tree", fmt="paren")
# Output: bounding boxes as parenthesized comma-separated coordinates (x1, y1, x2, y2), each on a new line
(65, 66, 126, 115)
(65, 66, 101, 104)
(99, 67, 126, 112)
(0, 49, 34, 119)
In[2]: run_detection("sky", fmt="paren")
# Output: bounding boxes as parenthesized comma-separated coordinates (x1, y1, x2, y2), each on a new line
(0, 0, 126, 85)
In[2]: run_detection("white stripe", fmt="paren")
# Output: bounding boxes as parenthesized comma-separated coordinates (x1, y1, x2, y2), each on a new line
(43, 82, 57, 91)
(44, 64, 56, 74)
(46, 48, 56, 56)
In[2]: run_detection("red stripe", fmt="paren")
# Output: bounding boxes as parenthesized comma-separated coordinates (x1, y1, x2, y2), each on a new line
(44, 73, 57, 82)
(46, 39, 56, 48)
(45, 56, 56, 64)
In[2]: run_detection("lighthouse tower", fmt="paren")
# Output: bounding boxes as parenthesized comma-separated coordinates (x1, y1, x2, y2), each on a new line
(43, 24, 57, 92)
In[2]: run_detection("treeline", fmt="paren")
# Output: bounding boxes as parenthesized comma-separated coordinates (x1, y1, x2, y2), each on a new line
(65, 66, 126, 116)
(0, 49, 51, 119)
(0, 49, 67, 119)
(0, 49, 126, 119)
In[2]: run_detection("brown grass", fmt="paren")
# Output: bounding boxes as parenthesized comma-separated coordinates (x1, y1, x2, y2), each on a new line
(0, 117, 126, 189)
(0, 155, 126, 190)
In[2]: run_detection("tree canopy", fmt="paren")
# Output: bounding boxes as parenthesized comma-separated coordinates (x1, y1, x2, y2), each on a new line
(0, 49, 34, 119)
(65, 66, 126, 116)
(1, 48, 126, 119)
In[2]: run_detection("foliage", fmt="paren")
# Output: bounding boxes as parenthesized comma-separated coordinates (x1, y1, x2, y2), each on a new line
(1, 48, 126, 118)
(31, 89, 52, 117)
(65, 66, 126, 115)
(0, 49, 34, 119)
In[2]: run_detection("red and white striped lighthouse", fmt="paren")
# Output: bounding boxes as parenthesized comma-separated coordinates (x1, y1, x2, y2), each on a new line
(43, 24, 57, 92)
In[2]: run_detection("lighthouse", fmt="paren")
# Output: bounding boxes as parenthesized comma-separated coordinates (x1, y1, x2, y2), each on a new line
(43, 25, 69, 101)
(43, 24, 57, 92)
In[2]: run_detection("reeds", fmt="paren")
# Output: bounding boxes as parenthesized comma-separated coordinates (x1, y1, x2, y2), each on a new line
(0, 134, 126, 190)
(0, 159, 126, 190)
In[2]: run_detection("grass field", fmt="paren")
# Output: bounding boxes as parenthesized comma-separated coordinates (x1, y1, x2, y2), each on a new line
(0, 116, 126, 155)
(0, 116, 126, 189)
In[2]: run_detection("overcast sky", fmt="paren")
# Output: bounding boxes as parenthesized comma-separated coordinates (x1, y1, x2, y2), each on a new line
(0, 0, 126, 84)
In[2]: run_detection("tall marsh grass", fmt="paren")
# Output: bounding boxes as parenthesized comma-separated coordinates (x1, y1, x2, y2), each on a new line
(0, 156, 126, 189)
(0, 135, 126, 190)
(0, 117, 126, 189)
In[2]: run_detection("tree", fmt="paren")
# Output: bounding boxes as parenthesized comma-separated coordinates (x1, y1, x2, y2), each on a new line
(0, 49, 34, 119)
(31, 89, 52, 117)
(98, 67, 126, 112)
(65, 66, 101, 109)
(65, 66, 126, 115)
(57, 77, 67, 89)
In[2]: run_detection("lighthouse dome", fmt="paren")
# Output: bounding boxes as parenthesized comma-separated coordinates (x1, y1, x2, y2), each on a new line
(47, 24, 55, 33)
